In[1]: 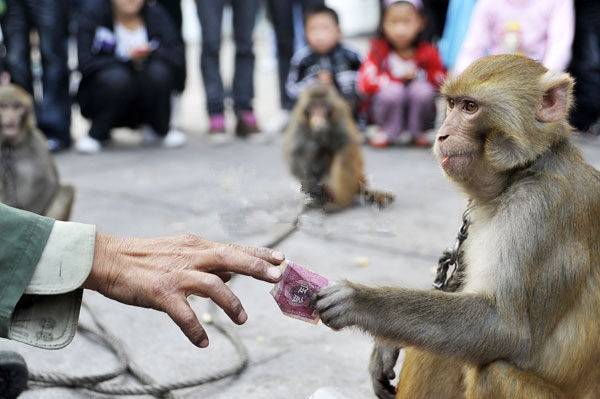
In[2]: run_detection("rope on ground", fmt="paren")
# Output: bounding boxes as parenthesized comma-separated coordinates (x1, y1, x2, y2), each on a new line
(27, 204, 306, 397)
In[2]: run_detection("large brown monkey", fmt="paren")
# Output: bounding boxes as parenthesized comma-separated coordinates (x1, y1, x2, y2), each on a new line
(284, 84, 394, 211)
(0, 84, 74, 220)
(314, 54, 600, 398)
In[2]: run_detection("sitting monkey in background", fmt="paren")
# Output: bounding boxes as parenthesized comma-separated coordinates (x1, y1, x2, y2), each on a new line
(284, 84, 394, 211)
(315, 55, 600, 398)
(0, 84, 74, 220)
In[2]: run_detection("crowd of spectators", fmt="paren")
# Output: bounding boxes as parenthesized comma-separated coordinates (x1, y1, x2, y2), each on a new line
(0, 0, 597, 155)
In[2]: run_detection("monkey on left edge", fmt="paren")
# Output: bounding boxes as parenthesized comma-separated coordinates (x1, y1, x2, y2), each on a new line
(0, 84, 75, 221)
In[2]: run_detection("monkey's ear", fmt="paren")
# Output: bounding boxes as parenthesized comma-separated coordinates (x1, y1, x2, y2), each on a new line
(536, 71, 573, 123)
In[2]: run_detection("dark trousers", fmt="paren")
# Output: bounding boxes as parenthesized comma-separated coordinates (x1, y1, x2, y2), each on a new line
(265, 0, 324, 110)
(1, 0, 72, 146)
(156, 0, 186, 91)
(81, 60, 173, 142)
(569, 4, 600, 132)
(196, 0, 258, 115)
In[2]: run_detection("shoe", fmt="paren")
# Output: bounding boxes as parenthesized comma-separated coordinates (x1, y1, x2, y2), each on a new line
(141, 126, 161, 146)
(394, 134, 413, 146)
(162, 129, 187, 148)
(413, 135, 432, 148)
(0, 351, 28, 399)
(208, 114, 226, 134)
(47, 138, 69, 153)
(368, 131, 391, 148)
(263, 110, 290, 134)
(235, 110, 260, 138)
(75, 136, 102, 154)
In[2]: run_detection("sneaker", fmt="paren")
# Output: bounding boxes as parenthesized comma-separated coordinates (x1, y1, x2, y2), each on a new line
(0, 351, 28, 399)
(162, 129, 187, 148)
(235, 110, 260, 138)
(47, 138, 69, 153)
(413, 135, 432, 148)
(208, 114, 226, 134)
(264, 110, 290, 134)
(393, 133, 413, 146)
(369, 131, 391, 148)
(75, 135, 102, 154)
(141, 126, 161, 146)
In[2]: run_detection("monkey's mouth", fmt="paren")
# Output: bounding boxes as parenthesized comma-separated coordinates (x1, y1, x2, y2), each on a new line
(440, 153, 474, 168)
(1, 123, 19, 137)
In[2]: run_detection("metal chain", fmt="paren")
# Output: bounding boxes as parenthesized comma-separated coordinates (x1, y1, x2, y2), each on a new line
(0, 143, 19, 206)
(433, 206, 472, 291)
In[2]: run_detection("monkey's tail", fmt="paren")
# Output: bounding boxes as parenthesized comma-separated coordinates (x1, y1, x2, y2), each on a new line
(360, 185, 395, 209)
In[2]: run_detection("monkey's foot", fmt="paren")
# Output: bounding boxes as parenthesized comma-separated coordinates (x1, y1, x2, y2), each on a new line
(314, 281, 360, 330)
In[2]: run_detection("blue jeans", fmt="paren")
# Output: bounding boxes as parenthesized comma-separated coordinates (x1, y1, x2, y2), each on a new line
(1, 0, 71, 146)
(196, 0, 258, 115)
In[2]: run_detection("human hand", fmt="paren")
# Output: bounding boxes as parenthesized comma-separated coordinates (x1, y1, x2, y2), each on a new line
(84, 233, 285, 348)
(129, 44, 151, 60)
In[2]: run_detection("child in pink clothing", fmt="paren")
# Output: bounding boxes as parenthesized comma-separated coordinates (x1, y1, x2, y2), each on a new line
(455, 0, 575, 73)
(358, 0, 446, 148)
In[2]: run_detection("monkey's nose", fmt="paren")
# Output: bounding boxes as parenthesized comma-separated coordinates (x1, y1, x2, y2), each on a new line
(437, 134, 449, 142)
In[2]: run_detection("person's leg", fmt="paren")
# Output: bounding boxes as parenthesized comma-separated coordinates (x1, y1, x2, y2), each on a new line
(196, 0, 225, 116)
(370, 83, 408, 141)
(406, 79, 436, 137)
(231, 0, 258, 113)
(85, 65, 136, 142)
(1, 0, 33, 93)
(265, 0, 295, 110)
(156, 0, 186, 92)
(30, 0, 72, 147)
(141, 59, 174, 137)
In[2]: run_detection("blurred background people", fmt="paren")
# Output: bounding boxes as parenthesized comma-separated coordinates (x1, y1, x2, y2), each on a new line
(285, 6, 362, 111)
(265, 0, 324, 115)
(569, 0, 600, 135)
(437, 0, 476, 71)
(1, 0, 72, 152)
(359, 0, 445, 148)
(75, 0, 186, 154)
(196, 0, 260, 140)
(454, 0, 575, 73)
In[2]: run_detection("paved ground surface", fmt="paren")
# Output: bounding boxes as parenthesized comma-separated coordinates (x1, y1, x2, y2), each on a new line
(4, 17, 600, 399)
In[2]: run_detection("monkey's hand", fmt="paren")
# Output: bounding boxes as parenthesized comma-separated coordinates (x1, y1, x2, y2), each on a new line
(313, 280, 365, 330)
(369, 343, 400, 399)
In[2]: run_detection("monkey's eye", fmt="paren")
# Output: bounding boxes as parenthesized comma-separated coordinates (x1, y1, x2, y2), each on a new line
(447, 98, 455, 109)
(463, 101, 479, 113)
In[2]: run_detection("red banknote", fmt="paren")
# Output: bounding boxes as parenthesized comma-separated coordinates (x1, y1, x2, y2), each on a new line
(271, 260, 330, 324)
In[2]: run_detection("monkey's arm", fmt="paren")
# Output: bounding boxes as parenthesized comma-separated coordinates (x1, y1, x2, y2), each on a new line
(314, 281, 525, 365)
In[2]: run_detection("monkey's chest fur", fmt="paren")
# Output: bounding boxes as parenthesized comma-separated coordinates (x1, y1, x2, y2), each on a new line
(292, 129, 349, 204)
(0, 132, 60, 215)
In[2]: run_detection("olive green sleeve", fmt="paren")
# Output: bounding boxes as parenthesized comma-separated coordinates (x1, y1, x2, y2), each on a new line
(0, 203, 54, 337)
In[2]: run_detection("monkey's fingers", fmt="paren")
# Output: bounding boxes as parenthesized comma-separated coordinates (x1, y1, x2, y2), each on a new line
(372, 379, 396, 399)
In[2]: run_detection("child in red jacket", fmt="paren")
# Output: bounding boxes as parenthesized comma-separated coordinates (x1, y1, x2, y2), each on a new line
(358, 0, 445, 148)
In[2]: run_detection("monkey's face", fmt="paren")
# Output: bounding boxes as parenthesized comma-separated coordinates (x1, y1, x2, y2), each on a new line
(435, 54, 573, 183)
(0, 100, 27, 144)
(434, 96, 484, 180)
(305, 100, 333, 136)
